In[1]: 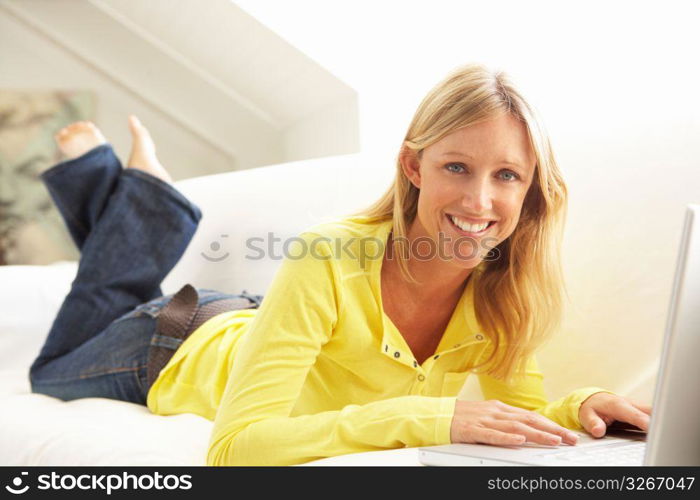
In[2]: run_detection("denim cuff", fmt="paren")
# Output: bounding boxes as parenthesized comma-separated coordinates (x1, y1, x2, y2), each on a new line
(120, 168, 203, 223)
(41, 143, 117, 180)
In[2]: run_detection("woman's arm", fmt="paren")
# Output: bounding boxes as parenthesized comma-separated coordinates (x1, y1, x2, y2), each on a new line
(206, 233, 457, 466)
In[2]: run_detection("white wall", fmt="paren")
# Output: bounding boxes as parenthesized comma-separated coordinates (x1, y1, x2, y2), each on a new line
(0, 0, 361, 178)
(0, 8, 235, 181)
(235, 0, 700, 403)
(284, 94, 359, 162)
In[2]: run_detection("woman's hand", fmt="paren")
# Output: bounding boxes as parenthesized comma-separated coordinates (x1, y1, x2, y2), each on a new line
(579, 392, 652, 437)
(450, 399, 579, 446)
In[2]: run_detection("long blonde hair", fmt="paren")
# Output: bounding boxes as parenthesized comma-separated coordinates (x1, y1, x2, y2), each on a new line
(353, 63, 568, 385)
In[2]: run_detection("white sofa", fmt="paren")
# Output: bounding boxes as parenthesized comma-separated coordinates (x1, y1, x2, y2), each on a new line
(1, 153, 436, 466)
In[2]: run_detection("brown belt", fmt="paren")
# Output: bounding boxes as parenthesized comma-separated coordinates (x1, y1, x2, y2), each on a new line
(145, 284, 260, 390)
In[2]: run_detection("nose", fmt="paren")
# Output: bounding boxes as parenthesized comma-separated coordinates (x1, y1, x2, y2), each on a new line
(461, 175, 494, 214)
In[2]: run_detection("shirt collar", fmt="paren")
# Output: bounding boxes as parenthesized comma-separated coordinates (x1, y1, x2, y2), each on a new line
(369, 220, 487, 368)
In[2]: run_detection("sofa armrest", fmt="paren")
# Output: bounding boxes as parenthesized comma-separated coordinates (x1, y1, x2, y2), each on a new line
(0, 261, 77, 371)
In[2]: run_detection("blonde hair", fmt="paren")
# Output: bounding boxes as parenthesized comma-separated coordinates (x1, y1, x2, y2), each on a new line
(353, 63, 568, 385)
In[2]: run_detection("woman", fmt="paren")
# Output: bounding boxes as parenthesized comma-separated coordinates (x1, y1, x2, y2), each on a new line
(29, 63, 651, 466)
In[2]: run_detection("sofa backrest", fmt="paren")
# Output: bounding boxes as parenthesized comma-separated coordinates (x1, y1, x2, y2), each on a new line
(162, 153, 394, 296)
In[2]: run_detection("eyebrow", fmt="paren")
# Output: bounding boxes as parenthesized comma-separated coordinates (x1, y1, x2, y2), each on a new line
(440, 151, 526, 169)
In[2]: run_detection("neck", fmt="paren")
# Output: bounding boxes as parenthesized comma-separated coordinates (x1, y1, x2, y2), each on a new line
(384, 226, 473, 303)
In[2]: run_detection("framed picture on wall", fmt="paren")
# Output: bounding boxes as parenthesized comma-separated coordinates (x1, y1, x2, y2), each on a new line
(0, 89, 95, 265)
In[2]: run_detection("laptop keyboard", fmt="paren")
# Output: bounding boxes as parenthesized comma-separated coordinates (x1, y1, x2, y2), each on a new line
(537, 441, 645, 465)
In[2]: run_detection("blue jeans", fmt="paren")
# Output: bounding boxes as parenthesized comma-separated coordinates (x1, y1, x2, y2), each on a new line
(28, 144, 262, 405)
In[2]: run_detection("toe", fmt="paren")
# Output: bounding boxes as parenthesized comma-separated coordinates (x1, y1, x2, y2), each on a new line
(129, 115, 146, 134)
(128, 115, 153, 142)
(128, 115, 140, 135)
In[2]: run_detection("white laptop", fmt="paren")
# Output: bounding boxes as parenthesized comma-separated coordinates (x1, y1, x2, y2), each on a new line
(419, 204, 700, 466)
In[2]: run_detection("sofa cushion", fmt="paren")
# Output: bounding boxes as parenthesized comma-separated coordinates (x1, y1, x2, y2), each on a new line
(0, 153, 394, 465)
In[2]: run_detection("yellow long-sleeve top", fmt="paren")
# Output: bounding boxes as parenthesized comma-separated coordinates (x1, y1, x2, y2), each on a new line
(146, 216, 613, 466)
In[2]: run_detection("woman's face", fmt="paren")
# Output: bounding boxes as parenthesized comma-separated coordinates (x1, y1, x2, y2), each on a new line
(401, 112, 537, 270)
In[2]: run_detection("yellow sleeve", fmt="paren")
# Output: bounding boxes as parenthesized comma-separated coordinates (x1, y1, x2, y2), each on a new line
(478, 355, 616, 431)
(206, 233, 457, 466)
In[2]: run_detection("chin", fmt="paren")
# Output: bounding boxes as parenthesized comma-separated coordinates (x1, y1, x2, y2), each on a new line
(452, 258, 483, 272)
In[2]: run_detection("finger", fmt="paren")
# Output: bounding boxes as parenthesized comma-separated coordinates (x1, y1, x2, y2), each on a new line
(589, 416, 608, 438)
(607, 399, 652, 432)
(469, 426, 527, 447)
(629, 399, 652, 416)
(495, 412, 579, 445)
(579, 404, 608, 438)
(624, 406, 652, 431)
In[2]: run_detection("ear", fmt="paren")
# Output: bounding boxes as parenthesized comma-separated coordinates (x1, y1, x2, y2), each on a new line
(399, 144, 422, 189)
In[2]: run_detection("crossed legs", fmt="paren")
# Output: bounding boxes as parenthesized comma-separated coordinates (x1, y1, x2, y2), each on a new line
(29, 117, 202, 404)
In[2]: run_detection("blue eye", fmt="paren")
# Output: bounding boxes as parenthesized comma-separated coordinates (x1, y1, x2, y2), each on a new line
(499, 170, 519, 182)
(445, 163, 465, 173)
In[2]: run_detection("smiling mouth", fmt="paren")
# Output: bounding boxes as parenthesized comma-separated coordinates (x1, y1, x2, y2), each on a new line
(446, 214, 496, 236)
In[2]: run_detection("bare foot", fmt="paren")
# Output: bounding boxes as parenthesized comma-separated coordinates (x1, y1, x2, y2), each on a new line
(54, 121, 107, 160)
(126, 115, 172, 184)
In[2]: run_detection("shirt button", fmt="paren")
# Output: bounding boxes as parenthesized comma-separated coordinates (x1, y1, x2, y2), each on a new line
(433, 354, 440, 360)
(413, 360, 418, 368)
(475, 334, 484, 341)
(417, 374, 425, 382)
(394, 351, 401, 358)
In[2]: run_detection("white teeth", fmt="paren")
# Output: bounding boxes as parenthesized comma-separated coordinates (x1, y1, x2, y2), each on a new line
(449, 215, 490, 233)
